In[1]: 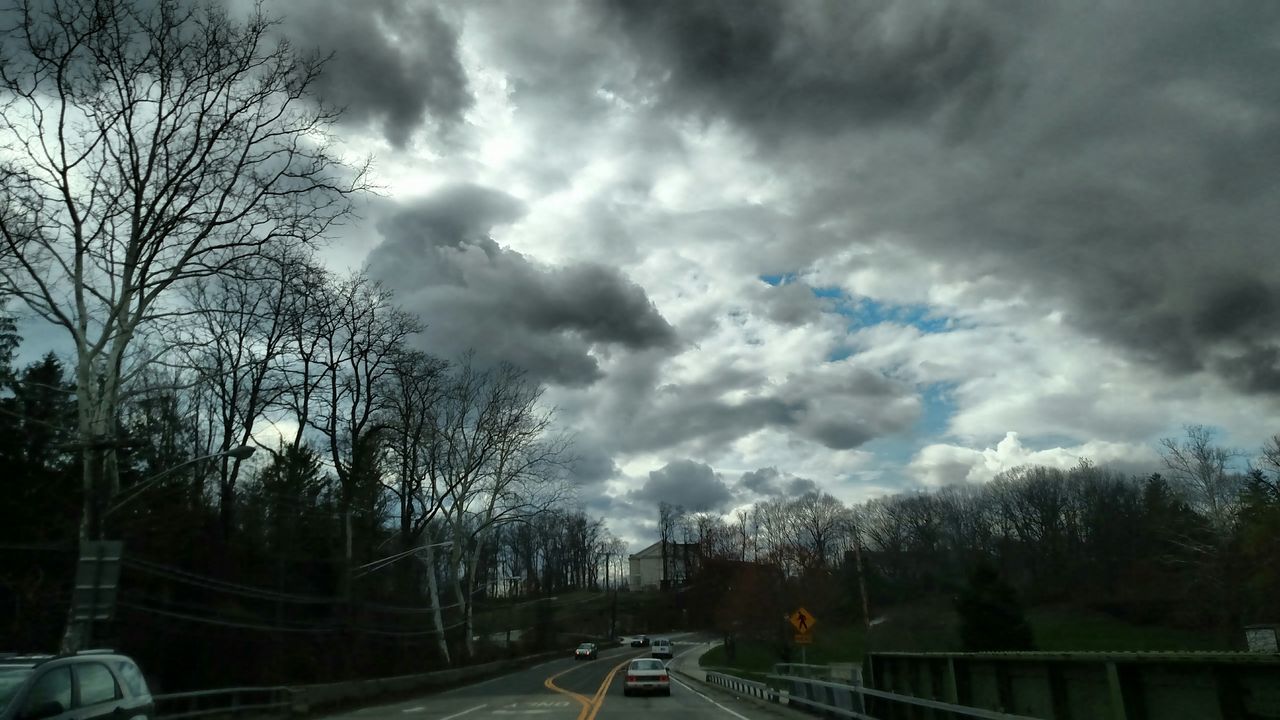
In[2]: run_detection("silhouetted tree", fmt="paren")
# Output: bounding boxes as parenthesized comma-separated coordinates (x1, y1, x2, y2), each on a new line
(956, 562, 1034, 652)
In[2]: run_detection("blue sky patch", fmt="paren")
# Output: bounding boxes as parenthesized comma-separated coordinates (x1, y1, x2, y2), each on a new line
(759, 272, 798, 287)
(858, 381, 959, 477)
(820, 290, 952, 333)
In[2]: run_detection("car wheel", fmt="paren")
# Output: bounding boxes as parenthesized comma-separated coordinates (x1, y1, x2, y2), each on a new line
(623, 689, 631, 697)
(663, 689, 671, 696)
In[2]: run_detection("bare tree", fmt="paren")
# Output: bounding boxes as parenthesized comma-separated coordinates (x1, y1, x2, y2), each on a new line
(181, 248, 310, 542)
(383, 349, 451, 553)
(436, 360, 569, 658)
(309, 272, 419, 598)
(0, 0, 366, 575)
(1160, 425, 1243, 532)
(788, 491, 850, 570)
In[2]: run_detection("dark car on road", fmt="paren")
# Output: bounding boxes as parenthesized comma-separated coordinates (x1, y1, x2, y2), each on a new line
(629, 635, 650, 647)
(573, 643, 598, 660)
(0, 651, 153, 720)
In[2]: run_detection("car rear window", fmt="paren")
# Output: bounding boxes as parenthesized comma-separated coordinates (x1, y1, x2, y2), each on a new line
(111, 660, 149, 698)
(631, 660, 664, 670)
(0, 668, 35, 708)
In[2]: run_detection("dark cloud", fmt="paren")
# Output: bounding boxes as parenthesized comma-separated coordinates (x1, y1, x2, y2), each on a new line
(567, 446, 619, 486)
(607, 365, 918, 455)
(596, 0, 1280, 396)
(596, 0, 1014, 141)
(365, 185, 678, 386)
(275, 0, 471, 147)
(630, 459, 732, 511)
(738, 467, 819, 497)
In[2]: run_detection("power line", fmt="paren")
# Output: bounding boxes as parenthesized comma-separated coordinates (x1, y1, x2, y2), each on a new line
(119, 600, 342, 634)
(124, 557, 341, 604)
(118, 592, 343, 632)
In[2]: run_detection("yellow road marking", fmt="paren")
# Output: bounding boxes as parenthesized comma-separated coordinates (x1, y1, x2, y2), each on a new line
(544, 655, 636, 720)
(585, 659, 631, 720)
(543, 666, 593, 720)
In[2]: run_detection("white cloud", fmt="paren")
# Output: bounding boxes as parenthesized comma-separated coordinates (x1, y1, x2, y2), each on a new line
(909, 432, 1159, 487)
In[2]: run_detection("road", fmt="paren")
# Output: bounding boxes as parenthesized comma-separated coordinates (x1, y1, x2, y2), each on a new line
(325, 641, 789, 720)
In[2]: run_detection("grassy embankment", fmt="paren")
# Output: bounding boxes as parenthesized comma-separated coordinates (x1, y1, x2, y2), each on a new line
(700, 604, 1231, 679)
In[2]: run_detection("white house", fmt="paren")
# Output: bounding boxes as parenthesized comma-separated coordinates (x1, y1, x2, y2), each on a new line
(628, 541, 698, 590)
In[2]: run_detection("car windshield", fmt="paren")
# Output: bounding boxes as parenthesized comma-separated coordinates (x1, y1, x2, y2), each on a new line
(631, 660, 663, 671)
(0, 668, 34, 708)
(577, 644, 591, 650)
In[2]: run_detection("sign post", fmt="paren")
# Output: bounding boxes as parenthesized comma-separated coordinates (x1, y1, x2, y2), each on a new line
(71, 541, 123, 648)
(789, 607, 817, 664)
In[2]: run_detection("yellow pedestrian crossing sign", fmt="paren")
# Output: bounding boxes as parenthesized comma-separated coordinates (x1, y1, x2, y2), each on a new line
(789, 607, 816, 634)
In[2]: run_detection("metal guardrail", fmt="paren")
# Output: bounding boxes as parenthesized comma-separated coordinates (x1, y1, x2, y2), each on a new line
(704, 671, 777, 702)
(155, 686, 293, 720)
(151, 650, 565, 720)
(767, 673, 1041, 720)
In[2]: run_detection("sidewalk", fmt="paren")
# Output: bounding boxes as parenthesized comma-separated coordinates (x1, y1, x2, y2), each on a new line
(668, 639, 720, 681)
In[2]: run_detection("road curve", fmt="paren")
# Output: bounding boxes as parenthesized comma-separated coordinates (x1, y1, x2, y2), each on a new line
(321, 640, 795, 720)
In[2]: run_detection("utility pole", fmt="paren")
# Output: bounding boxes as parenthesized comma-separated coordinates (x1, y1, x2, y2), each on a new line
(852, 519, 871, 630)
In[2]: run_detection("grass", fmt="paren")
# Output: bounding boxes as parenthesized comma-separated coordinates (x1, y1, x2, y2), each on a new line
(700, 603, 1230, 678)
(1027, 607, 1230, 652)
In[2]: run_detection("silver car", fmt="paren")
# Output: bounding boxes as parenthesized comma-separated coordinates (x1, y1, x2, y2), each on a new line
(0, 651, 153, 720)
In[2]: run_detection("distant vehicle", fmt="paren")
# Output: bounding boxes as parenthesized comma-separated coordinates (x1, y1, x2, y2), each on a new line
(574, 643, 597, 661)
(623, 658, 670, 697)
(629, 635, 650, 647)
(0, 650, 153, 720)
(650, 638, 673, 659)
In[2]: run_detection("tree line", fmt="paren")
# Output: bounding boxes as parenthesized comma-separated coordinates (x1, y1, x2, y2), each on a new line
(0, 279, 625, 687)
(668, 427, 1280, 654)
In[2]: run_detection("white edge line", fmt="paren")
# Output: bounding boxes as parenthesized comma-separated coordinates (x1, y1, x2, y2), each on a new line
(441, 674, 508, 695)
(438, 704, 488, 720)
(400, 707, 426, 714)
(670, 676, 751, 720)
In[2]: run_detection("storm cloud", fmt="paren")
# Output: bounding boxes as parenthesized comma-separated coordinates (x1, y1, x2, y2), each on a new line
(285, 0, 1280, 538)
(630, 459, 733, 512)
(275, 0, 471, 147)
(365, 185, 678, 386)
(738, 467, 819, 498)
(597, 0, 1013, 140)
(594, 0, 1280, 396)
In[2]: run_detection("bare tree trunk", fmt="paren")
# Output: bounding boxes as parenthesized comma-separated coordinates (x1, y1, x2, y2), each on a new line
(463, 539, 485, 658)
(421, 542, 452, 666)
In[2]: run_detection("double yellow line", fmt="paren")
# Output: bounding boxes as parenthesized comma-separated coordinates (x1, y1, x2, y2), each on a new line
(544, 657, 632, 720)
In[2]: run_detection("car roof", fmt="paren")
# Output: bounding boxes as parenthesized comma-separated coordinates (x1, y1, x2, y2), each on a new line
(0, 651, 130, 668)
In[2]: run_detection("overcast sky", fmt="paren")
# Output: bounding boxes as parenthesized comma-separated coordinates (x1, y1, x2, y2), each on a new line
(265, 0, 1280, 546)
(37, 0, 1278, 547)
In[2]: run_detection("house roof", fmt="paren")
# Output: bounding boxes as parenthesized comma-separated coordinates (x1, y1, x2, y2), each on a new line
(629, 540, 698, 560)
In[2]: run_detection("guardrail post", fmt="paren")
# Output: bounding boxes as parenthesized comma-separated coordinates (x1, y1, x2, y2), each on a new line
(1105, 662, 1128, 720)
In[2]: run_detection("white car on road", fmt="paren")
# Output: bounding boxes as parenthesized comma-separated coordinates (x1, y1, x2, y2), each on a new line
(623, 658, 670, 696)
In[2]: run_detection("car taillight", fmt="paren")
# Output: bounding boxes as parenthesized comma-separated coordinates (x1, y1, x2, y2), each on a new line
(658, 674, 668, 682)
(626, 675, 637, 682)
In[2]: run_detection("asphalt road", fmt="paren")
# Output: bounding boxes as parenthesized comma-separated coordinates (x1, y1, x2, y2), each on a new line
(324, 640, 791, 720)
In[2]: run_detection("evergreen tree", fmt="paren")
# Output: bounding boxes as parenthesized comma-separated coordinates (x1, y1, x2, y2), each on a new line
(956, 562, 1035, 651)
